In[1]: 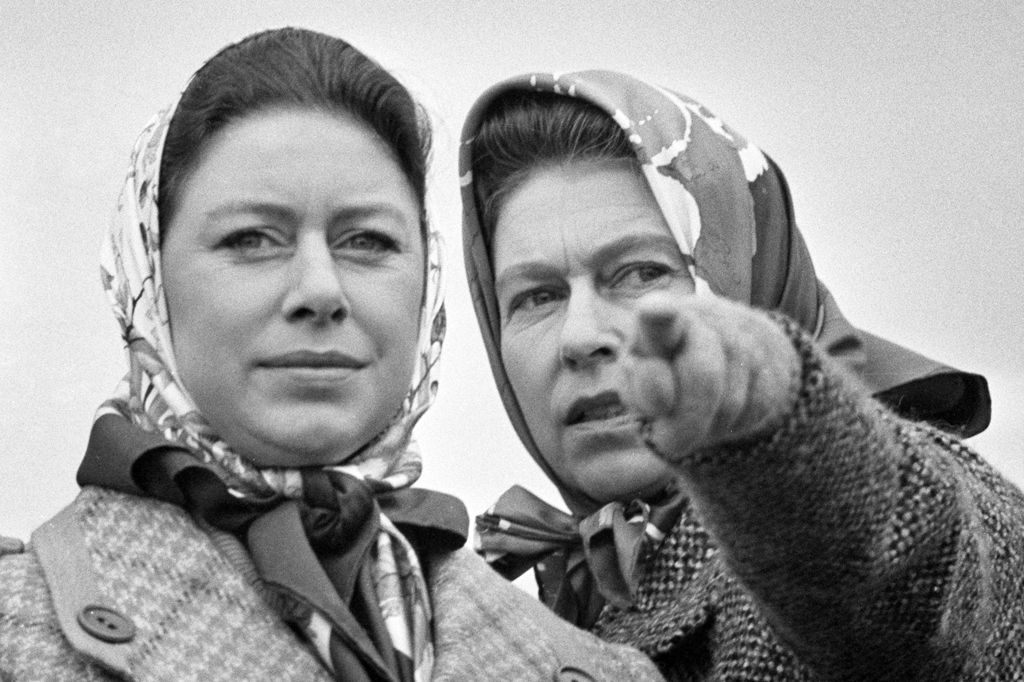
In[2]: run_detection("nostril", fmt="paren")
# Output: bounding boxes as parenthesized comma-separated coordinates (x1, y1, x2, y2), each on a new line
(561, 341, 616, 369)
(282, 287, 349, 324)
(288, 305, 317, 322)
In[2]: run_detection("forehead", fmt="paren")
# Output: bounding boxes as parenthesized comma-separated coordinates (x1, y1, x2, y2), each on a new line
(175, 108, 419, 218)
(491, 161, 677, 272)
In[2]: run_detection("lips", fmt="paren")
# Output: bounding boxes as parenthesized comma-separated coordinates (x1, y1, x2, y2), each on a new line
(565, 391, 629, 425)
(257, 350, 367, 369)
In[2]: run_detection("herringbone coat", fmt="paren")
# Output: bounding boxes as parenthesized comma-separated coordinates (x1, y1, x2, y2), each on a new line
(0, 486, 662, 681)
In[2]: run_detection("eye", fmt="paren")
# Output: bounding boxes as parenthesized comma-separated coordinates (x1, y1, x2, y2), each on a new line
(613, 262, 673, 288)
(508, 287, 563, 315)
(218, 229, 283, 258)
(337, 230, 398, 253)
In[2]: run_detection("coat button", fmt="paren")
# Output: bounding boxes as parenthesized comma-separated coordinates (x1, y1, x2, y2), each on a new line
(77, 605, 136, 643)
(553, 665, 596, 682)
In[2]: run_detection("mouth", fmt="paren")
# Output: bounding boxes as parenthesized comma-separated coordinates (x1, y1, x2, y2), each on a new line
(257, 350, 367, 370)
(564, 391, 630, 426)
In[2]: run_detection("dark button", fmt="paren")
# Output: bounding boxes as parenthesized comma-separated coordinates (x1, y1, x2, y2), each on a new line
(553, 666, 596, 682)
(77, 605, 136, 643)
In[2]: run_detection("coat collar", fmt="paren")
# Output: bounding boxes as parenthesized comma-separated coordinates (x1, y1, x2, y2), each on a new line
(32, 487, 332, 681)
(593, 505, 723, 657)
(33, 487, 665, 681)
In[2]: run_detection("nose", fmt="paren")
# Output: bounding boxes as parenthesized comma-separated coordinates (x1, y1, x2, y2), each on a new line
(559, 285, 620, 370)
(281, 237, 348, 325)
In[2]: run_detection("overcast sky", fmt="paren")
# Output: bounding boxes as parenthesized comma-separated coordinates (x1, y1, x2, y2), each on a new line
(1, 0, 1021, 539)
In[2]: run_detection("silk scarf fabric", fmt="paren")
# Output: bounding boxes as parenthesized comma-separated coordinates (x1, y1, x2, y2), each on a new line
(476, 483, 686, 627)
(461, 69, 989, 517)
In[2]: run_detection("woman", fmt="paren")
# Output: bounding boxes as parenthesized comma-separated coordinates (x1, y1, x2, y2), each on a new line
(464, 71, 1024, 679)
(0, 32, 663, 681)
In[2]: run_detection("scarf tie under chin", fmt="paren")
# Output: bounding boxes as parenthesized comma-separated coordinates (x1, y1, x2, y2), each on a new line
(181, 465, 416, 682)
(475, 482, 687, 628)
(79, 414, 469, 682)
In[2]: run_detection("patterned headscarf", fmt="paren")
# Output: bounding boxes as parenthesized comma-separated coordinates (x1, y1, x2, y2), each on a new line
(461, 69, 989, 516)
(98, 101, 445, 680)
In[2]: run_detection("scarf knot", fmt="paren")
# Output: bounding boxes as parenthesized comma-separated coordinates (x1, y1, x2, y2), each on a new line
(475, 482, 687, 627)
(300, 470, 376, 553)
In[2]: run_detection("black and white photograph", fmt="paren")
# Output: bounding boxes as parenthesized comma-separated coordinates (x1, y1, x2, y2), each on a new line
(1, 2, 1022, 679)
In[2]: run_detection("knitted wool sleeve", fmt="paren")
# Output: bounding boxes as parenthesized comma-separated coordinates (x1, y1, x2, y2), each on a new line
(675, 317, 1024, 680)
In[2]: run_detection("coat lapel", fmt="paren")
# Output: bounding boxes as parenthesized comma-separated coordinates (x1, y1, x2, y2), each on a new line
(34, 500, 133, 678)
(34, 487, 332, 681)
(593, 506, 723, 657)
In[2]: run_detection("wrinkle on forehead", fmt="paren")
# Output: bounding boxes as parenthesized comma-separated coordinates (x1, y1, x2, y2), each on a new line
(492, 160, 680, 279)
(495, 160, 671, 248)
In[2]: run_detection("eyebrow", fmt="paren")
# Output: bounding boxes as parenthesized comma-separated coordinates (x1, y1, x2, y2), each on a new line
(494, 232, 685, 294)
(590, 232, 683, 264)
(204, 201, 412, 225)
(495, 262, 553, 296)
(204, 201, 295, 222)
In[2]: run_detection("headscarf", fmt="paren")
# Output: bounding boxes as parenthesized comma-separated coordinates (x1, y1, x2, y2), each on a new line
(461, 70, 990, 624)
(87, 99, 453, 682)
(461, 69, 990, 516)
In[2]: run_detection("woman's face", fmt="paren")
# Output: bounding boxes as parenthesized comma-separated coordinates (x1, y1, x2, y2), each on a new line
(493, 160, 694, 504)
(161, 108, 424, 468)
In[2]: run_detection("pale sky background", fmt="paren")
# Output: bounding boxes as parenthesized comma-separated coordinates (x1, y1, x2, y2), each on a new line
(1, 1, 1022, 541)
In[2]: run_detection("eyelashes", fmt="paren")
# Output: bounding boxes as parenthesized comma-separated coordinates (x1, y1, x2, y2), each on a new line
(219, 229, 279, 252)
(508, 286, 564, 314)
(340, 231, 399, 253)
(611, 262, 674, 287)
(215, 227, 401, 261)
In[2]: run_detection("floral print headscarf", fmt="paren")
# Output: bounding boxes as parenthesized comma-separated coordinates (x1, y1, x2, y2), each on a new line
(98, 103, 445, 500)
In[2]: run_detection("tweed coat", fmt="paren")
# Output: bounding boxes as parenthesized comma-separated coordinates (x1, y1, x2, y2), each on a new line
(580, 322, 1024, 680)
(0, 486, 663, 681)
(459, 70, 1017, 679)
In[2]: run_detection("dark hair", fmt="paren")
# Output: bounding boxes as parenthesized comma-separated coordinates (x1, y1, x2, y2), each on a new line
(158, 27, 431, 234)
(471, 90, 635, 239)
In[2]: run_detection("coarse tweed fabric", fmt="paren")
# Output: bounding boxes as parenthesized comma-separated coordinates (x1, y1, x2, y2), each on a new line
(0, 487, 665, 681)
(592, 321, 1024, 680)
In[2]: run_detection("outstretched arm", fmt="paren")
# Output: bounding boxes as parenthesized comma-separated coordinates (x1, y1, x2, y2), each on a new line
(627, 294, 1024, 679)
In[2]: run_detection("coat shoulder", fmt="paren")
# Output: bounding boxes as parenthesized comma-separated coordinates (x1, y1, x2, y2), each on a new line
(0, 516, 118, 680)
(427, 548, 665, 681)
(3, 488, 333, 682)
(0, 534, 24, 557)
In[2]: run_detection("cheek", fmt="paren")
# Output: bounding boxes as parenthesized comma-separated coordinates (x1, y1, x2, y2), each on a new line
(501, 329, 554, 425)
(165, 272, 265, 360)
(501, 332, 533, 390)
(162, 260, 210, 361)
(364, 266, 424, 367)
(371, 271, 426, 420)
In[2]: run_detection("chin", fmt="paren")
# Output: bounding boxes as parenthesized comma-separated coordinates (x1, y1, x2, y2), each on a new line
(233, 415, 384, 468)
(241, 440, 352, 468)
(569, 448, 675, 504)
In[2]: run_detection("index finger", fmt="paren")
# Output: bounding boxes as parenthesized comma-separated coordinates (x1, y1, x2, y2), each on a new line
(632, 294, 687, 359)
